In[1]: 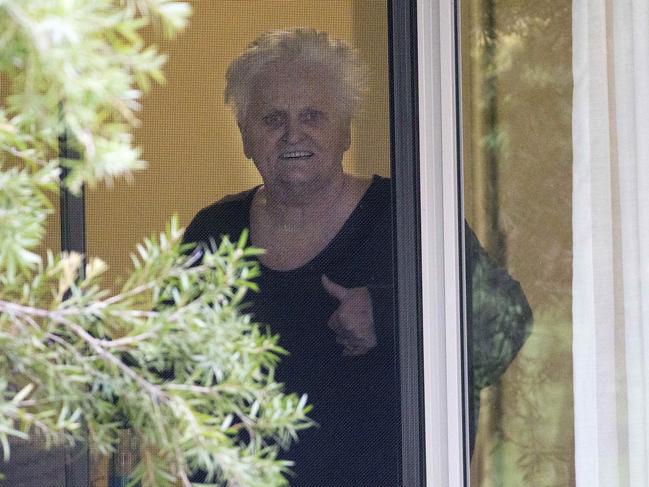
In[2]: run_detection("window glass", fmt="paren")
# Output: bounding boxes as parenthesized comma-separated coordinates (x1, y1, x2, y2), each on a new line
(86, 0, 390, 290)
(85, 2, 400, 486)
(460, 1, 575, 485)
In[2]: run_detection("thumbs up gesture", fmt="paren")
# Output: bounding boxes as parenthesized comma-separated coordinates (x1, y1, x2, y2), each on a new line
(322, 275, 377, 356)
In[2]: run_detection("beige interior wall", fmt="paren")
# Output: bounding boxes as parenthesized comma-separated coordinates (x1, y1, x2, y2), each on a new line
(352, 0, 391, 181)
(461, 1, 575, 485)
(85, 0, 390, 286)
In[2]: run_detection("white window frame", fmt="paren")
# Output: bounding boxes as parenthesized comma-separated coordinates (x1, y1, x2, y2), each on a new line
(417, 0, 467, 486)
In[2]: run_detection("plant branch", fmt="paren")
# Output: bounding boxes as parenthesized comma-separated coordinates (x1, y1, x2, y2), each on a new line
(0, 300, 166, 403)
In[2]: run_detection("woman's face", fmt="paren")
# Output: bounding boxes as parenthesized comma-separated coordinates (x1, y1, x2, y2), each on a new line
(238, 63, 352, 193)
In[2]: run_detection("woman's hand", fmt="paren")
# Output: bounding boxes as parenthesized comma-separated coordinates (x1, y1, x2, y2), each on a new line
(322, 275, 377, 356)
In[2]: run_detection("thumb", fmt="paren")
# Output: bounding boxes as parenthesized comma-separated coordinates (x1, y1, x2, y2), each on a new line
(321, 275, 351, 301)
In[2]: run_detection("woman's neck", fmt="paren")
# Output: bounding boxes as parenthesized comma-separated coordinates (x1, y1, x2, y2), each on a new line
(259, 173, 353, 229)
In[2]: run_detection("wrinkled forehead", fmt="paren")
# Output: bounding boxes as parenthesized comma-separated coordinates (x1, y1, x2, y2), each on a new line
(247, 62, 342, 114)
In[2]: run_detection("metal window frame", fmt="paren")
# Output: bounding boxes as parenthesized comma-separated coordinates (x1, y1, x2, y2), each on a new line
(388, 1, 427, 486)
(415, 0, 468, 486)
(59, 130, 86, 257)
(58, 133, 90, 487)
(390, 0, 467, 485)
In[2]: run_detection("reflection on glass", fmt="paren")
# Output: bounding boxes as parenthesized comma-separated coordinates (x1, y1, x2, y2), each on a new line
(461, 0, 574, 485)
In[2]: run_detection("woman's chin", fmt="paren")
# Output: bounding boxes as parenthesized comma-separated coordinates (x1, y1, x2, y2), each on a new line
(268, 159, 342, 192)
(277, 174, 317, 190)
(277, 165, 320, 186)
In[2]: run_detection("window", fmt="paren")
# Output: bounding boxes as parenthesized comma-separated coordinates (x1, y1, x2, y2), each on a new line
(25, 0, 423, 487)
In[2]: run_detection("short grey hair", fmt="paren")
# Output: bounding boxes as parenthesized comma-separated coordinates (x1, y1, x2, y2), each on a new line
(225, 28, 368, 122)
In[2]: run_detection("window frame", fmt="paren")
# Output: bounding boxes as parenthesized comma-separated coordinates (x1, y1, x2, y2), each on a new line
(414, 0, 468, 486)
(389, 0, 467, 485)
(387, 0, 426, 486)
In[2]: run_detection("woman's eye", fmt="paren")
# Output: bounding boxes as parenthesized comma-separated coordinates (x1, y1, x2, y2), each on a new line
(262, 113, 284, 128)
(303, 110, 323, 123)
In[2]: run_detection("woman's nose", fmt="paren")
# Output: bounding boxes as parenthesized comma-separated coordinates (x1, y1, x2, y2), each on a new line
(281, 119, 304, 144)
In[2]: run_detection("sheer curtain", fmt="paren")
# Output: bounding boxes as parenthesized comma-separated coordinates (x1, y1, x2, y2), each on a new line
(572, 0, 649, 485)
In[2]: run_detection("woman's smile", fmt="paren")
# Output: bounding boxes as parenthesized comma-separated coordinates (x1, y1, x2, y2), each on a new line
(279, 150, 315, 160)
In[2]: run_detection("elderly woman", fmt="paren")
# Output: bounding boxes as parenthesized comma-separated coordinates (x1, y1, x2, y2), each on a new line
(184, 28, 532, 486)
(184, 29, 398, 486)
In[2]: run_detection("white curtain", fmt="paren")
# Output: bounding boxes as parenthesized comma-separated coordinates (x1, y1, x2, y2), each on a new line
(572, 0, 649, 485)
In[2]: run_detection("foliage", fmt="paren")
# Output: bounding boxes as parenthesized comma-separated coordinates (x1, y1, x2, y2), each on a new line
(0, 1, 311, 485)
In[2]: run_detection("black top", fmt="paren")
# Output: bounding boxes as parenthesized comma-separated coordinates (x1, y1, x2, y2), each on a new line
(184, 175, 534, 486)
(184, 176, 399, 487)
